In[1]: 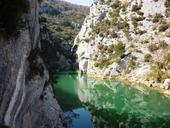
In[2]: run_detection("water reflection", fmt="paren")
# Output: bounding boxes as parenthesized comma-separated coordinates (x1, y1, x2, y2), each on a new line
(53, 72, 170, 128)
(65, 108, 93, 128)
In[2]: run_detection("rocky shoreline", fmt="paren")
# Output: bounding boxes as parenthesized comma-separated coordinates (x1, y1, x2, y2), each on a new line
(85, 73, 170, 96)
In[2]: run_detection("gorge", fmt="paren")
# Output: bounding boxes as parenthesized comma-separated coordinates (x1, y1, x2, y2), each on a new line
(0, 0, 170, 128)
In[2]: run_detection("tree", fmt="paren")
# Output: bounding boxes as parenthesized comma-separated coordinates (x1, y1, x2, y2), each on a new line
(0, 0, 29, 38)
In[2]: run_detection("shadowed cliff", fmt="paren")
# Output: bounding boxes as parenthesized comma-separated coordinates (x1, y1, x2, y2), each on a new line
(0, 0, 66, 128)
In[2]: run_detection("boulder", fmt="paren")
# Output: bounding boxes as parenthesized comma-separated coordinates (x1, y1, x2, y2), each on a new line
(163, 79, 170, 90)
(79, 59, 88, 73)
(110, 63, 120, 77)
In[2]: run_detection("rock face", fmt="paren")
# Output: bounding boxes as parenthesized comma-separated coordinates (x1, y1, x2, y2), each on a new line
(75, 0, 170, 89)
(40, 22, 78, 72)
(0, 0, 65, 128)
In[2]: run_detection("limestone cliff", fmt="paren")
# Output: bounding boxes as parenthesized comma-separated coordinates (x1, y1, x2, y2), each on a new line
(0, 0, 65, 128)
(75, 0, 170, 91)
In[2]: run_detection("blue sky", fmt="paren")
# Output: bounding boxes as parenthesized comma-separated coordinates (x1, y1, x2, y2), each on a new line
(64, 0, 93, 6)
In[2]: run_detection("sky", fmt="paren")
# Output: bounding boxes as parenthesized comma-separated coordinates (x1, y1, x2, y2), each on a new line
(64, 0, 93, 6)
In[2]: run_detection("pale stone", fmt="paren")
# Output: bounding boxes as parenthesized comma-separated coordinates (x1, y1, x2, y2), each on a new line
(164, 79, 170, 90)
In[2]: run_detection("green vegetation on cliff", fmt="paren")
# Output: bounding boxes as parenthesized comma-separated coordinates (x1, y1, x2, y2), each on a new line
(40, 0, 89, 44)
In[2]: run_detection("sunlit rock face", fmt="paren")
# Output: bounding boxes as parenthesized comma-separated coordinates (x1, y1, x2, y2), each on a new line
(75, 0, 170, 88)
(0, 0, 65, 128)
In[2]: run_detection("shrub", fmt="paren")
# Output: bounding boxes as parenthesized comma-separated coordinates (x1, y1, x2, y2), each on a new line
(132, 19, 138, 28)
(97, 44, 104, 50)
(76, 38, 81, 44)
(122, 4, 128, 12)
(0, 0, 29, 38)
(150, 65, 169, 83)
(158, 24, 169, 32)
(110, 10, 120, 18)
(110, 44, 115, 49)
(123, 29, 131, 40)
(149, 61, 170, 83)
(152, 14, 162, 23)
(109, 10, 120, 27)
(118, 21, 129, 29)
(94, 62, 99, 67)
(137, 11, 144, 16)
(158, 41, 168, 49)
(164, 52, 170, 62)
(94, 57, 113, 69)
(92, 20, 110, 35)
(107, 44, 114, 53)
(156, 62, 164, 69)
(99, 33, 104, 37)
(131, 16, 145, 28)
(103, 45, 108, 51)
(165, 29, 170, 37)
(84, 38, 90, 42)
(111, 0, 121, 9)
(100, 48, 106, 54)
(163, 52, 170, 69)
(109, 30, 118, 38)
(114, 41, 125, 57)
(132, 4, 141, 12)
(144, 54, 152, 62)
(165, 0, 170, 7)
(148, 44, 159, 52)
(153, 17, 159, 23)
(132, 56, 137, 60)
(165, 8, 170, 17)
(100, 0, 106, 4)
(132, 16, 145, 22)
(98, 45, 109, 54)
(126, 56, 137, 72)
(128, 60, 136, 68)
(140, 40, 149, 44)
(136, 30, 147, 35)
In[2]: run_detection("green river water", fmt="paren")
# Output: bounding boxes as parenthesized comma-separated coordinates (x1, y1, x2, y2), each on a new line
(53, 72, 170, 128)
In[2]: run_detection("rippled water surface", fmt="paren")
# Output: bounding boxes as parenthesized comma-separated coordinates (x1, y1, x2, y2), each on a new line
(53, 72, 170, 128)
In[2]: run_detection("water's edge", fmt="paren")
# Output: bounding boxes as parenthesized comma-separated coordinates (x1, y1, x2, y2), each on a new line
(86, 73, 170, 97)
(53, 72, 170, 128)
